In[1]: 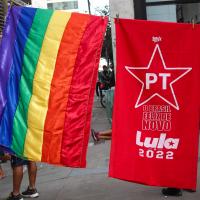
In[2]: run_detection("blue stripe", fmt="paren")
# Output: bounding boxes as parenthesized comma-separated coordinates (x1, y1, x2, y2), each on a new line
(0, 7, 22, 121)
(0, 7, 37, 148)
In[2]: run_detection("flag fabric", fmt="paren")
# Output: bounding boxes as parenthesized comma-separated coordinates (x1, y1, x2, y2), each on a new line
(0, 6, 107, 167)
(109, 19, 200, 189)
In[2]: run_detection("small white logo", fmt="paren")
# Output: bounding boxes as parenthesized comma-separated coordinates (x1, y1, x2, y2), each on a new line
(152, 36, 162, 43)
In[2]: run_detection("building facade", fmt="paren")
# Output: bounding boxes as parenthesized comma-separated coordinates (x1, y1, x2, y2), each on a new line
(0, 0, 30, 37)
(109, 0, 200, 65)
(31, 0, 80, 11)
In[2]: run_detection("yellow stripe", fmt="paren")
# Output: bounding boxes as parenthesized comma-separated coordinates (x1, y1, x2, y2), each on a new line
(24, 11, 71, 161)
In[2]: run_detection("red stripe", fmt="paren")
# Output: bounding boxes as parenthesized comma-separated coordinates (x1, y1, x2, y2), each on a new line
(42, 13, 90, 164)
(60, 16, 108, 167)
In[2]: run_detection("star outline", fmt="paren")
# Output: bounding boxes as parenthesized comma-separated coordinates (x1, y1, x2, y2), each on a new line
(125, 44, 192, 110)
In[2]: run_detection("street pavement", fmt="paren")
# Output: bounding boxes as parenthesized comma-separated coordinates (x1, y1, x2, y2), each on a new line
(0, 97, 199, 200)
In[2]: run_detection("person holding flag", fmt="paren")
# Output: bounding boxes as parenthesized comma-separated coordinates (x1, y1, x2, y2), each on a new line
(7, 156, 39, 200)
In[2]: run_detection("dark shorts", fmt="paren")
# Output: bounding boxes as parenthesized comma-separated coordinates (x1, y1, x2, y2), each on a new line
(11, 156, 29, 168)
(0, 150, 4, 163)
(0, 150, 4, 159)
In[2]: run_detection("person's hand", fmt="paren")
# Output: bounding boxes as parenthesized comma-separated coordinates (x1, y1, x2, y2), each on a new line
(2, 153, 11, 161)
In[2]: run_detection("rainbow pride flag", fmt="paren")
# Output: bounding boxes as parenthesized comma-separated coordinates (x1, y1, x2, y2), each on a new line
(0, 6, 107, 167)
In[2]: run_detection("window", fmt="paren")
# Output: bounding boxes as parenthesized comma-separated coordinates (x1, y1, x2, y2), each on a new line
(134, 0, 200, 23)
(47, 1, 78, 10)
(146, 1, 177, 22)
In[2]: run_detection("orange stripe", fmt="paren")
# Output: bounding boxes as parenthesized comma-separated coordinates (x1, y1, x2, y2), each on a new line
(60, 16, 108, 167)
(41, 13, 90, 164)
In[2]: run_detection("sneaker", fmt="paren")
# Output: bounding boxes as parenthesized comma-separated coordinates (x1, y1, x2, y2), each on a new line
(7, 193, 23, 200)
(184, 189, 196, 193)
(162, 188, 182, 197)
(22, 187, 39, 198)
(91, 129, 99, 143)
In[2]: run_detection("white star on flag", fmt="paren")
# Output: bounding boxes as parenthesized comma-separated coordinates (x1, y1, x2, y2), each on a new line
(125, 44, 192, 110)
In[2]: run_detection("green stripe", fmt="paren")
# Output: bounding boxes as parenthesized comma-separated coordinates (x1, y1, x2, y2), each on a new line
(11, 9, 53, 156)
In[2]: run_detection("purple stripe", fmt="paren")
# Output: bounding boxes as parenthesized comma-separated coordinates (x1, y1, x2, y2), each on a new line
(0, 6, 22, 120)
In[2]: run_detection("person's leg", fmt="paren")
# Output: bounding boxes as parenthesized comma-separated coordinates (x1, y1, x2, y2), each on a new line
(22, 161, 39, 198)
(99, 135, 112, 140)
(27, 161, 37, 189)
(99, 129, 112, 138)
(91, 129, 112, 143)
(12, 165, 23, 196)
(0, 164, 5, 179)
(7, 156, 24, 200)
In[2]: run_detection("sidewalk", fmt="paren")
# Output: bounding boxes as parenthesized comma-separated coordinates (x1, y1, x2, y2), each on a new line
(0, 98, 199, 200)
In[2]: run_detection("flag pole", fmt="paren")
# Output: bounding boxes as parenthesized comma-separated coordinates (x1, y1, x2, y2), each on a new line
(87, 0, 91, 14)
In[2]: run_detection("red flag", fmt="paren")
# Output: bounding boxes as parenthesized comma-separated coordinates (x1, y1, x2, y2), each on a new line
(109, 19, 200, 190)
